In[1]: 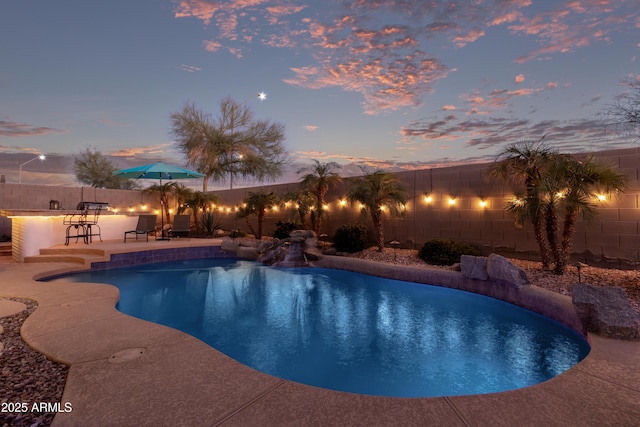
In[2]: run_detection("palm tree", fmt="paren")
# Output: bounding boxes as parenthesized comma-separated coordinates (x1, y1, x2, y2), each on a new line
(283, 189, 315, 229)
(143, 182, 179, 225)
(548, 155, 627, 274)
(186, 190, 220, 232)
(235, 190, 279, 239)
(170, 97, 289, 191)
(347, 169, 408, 252)
(486, 139, 555, 269)
(298, 160, 342, 235)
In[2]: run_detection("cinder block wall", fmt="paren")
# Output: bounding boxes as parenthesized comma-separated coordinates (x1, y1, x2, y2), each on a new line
(1, 147, 639, 264)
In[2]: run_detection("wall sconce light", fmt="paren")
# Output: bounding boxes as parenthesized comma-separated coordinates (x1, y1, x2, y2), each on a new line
(479, 200, 487, 208)
(339, 199, 347, 206)
(597, 194, 606, 202)
(141, 204, 147, 211)
(424, 195, 432, 204)
(322, 204, 330, 211)
(448, 197, 456, 206)
(128, 207, 134, 212)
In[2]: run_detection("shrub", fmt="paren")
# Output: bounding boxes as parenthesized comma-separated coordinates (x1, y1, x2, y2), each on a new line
(229, 229, 246, 238)
(418, 239, 481, 266)
(273, 220, 303, 239)
(198, 211, 222, 237)
(333, 223, 369, 253)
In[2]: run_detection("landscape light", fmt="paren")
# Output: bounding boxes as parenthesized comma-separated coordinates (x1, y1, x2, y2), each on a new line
(18, 154, 46, 184)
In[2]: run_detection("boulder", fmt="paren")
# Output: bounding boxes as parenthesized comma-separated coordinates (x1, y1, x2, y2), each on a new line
(304, 246, 323, 261)
(571, 284, 640, 340)
(237, 246, 258, 260)
(460, 255, 489, 280)
(486, 254, 529, 287)
(220, 237, 239, 253)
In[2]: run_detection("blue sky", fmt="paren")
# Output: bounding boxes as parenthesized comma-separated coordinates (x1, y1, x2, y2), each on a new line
(1, 0, 638, 187)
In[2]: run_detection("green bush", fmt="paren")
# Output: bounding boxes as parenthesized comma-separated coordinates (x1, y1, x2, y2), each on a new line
(197, 211, 222, 237)
(229, 229, 246, 238)
(333, 223, 369, 253)
(418, 239, 481, 266)
(273, 220, 303, 239)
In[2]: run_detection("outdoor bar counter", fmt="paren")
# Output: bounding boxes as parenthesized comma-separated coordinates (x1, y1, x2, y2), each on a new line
(1, 209, 139, 262)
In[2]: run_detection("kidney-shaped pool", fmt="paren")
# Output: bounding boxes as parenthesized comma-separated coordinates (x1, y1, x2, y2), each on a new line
(48, 258, 590, 397)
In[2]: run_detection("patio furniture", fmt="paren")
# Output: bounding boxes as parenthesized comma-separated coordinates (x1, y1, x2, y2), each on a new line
(64, 202, 108, 245)
(168, 214, 191, 240)
(124, 215, 157, 242)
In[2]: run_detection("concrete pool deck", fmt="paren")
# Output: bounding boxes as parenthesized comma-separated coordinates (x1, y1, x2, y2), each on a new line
(1, 239, 640, 426)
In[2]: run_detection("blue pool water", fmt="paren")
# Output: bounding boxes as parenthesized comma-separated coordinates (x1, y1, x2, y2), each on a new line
(49, 258, 590, 397)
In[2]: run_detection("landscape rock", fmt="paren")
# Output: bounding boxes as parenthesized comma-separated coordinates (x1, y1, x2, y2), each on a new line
(486, 253, 529, 287)
(571, 283, 640, 340)
(460, 255, 488, 280)
(220, 237, 239, 253)
(237, 246, 259, 260)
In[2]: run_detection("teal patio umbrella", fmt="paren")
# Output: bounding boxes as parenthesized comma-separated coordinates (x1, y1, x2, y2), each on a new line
(113, 162, 205, 240)
(113, 161, 205, 182)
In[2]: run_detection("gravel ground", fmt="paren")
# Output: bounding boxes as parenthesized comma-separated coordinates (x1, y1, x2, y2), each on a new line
(0, 298, 68, 427)
(346, 247, 640, 316)
(0, 249, 638, 426)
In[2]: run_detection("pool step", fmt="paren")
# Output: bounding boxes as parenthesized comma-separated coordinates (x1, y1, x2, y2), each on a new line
(0, 242, 11, 258)
(24, 247, 108, 264)
(39, 247, 106, 257)
(23, 254, 89, 264)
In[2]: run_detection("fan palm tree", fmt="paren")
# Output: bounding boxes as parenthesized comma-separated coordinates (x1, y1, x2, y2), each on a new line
(143, 182, 179, 225)
(186, 190, 221, 232)
(548, 155, 627, 274)
(298, 160, 342, 235)
(347, 169, 408, 252)
(486, 139, 555, 269)
(283, 189, 315, 229)
(235, 190, 279, 239)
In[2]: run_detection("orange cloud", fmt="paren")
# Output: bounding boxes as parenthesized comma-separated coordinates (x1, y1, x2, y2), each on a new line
(515, 74, 525, 84)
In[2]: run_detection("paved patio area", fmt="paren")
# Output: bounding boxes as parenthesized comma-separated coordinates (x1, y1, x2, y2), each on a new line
(1, 239, 639, 426)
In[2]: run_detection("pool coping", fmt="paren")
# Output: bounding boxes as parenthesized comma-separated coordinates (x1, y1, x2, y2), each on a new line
(1, 240, 640, 426)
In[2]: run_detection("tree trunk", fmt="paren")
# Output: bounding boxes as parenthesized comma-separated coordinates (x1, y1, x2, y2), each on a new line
(555, 208, 578, 275)
(532, 216, 551, 269)
(544, 201, 562, 274)
(244, 218, 257, 238)
(373, 211, 384, 252)
(257, 210, 264, 240)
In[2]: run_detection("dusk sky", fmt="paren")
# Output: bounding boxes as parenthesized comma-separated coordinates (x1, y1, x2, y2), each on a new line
(1, 0, 639, 188)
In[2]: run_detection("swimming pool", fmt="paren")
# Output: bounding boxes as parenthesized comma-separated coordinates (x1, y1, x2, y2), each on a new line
(50, 258, 590, 398)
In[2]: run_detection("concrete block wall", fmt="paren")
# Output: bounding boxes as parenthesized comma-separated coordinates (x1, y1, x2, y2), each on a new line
(1, 147, 639, 264)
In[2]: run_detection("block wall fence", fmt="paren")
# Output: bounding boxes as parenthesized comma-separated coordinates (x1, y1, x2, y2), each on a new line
(1, 147, 639, 264)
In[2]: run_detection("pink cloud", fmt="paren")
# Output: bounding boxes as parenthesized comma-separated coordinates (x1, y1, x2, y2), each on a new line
(175, 0, 638, 115)
(304, 125, 319, 131)
(515, 74, 525, 84)
(0, 120, 64, 137)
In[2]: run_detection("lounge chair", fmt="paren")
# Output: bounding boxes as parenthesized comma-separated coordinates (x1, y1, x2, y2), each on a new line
(124, 215, 157, 242)
(168, 214, 191, 240)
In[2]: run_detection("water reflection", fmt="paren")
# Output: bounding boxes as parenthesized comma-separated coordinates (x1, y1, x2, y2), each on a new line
(54, 259, 590, 398)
